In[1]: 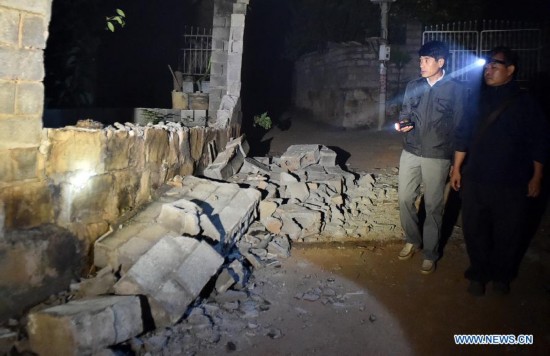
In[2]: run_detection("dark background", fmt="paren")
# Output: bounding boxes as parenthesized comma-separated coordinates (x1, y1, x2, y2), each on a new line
(44, 0, 550, 126)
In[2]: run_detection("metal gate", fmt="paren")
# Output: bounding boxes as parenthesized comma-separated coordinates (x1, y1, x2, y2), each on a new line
(423, 20, 542, 84)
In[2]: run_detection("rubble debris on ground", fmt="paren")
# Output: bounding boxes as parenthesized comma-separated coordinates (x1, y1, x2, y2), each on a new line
(5, 138, 401, 355)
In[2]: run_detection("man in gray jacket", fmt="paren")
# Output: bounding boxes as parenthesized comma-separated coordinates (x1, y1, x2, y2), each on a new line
(396, 40, 467, 274)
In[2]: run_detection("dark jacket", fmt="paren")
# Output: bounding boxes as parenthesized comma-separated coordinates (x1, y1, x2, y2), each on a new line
(462, 80, 550, 186)
(400, 74, 467, 159)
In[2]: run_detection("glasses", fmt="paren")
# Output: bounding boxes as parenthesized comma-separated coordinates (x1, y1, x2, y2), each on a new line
(484, 58, 508, 69)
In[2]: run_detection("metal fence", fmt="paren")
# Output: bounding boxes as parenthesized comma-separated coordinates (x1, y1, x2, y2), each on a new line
(178, 26, 212, 77)
(423, 20, 542, 84)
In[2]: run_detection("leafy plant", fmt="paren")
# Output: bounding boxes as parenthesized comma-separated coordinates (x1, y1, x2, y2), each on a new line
(106, 9, 126, 32)
(253, 112, 272, 130)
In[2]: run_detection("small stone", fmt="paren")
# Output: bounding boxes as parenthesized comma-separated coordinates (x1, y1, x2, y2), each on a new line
(266, 328, 283, 339)
(226, 341, 237, 352)
(302, 292, 320, 302)
(369, 314, 377, 322)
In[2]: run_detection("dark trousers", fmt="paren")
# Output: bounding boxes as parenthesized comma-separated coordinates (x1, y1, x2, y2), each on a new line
(461, 180, 529, 284)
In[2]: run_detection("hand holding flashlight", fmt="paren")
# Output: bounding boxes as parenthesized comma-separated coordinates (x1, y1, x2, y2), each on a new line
(395, 118, 415, 132)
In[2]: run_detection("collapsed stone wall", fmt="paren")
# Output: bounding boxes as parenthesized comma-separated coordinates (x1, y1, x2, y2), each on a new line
(0, 121, 238, 322)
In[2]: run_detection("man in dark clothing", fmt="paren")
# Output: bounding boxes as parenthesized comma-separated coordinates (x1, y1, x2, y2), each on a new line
(396, 40, 467, 274)
(451, 46, 550, 296)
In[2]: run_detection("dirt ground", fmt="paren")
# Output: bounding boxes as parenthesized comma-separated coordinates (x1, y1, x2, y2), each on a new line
(215, 116, 550, 355)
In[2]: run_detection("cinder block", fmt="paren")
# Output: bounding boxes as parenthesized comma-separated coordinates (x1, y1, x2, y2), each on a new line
(114, 236, 223, 327)
(280, 145, 321, 172)
(27, 296, 143, 356)
(319, 145, 337, 166)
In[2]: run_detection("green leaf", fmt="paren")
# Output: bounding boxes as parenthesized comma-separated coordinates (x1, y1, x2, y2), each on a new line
(116, 9, 126, 17)
(107, 22, 115, 32)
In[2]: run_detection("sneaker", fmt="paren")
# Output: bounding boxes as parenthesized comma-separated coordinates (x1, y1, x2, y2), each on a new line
(492, 281, 510, 295)
(398, 243, 416, 260)
(467, 281, 486, 296)
(420, 259, 435, 274)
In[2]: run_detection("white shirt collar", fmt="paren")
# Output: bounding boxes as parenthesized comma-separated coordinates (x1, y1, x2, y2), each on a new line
(426, 69, 445, 87)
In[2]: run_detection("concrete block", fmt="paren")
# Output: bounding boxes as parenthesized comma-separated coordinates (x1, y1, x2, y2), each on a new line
(157, 199, 202, 236)
(203, 144, 245, 180)
(319, 145, 337, 166)
(240, 157, 271, 174)
(277, 203, 322, 239)
(27, 296, 143, 356)
(280, 144, 320, 172)
(0, 10, 19, 46)
(181, 110, 195, 121)
(163, 176, 261, 248)
(114, 236, 223, 327)
(22, 14, 47, 49)
(94, 222, 177, 271)
(285, 182, 310, 202)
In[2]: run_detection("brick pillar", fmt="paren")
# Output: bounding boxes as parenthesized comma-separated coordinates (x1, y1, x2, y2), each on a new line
(210, 0, 248, 127)
(0, 1, 52, 230)
(0, 0, 50, 175)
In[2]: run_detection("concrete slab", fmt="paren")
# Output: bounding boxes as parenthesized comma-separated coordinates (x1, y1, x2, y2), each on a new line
(114, 236, 223, 327)
(27, 296, 142, 356)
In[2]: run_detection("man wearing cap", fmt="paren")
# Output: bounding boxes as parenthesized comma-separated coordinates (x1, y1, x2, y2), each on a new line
(450, 46, 550, 296)
(396, 40, 467, 274)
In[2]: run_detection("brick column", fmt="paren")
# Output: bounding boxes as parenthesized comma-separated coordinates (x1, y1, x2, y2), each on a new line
(0, 1, 52, 230)
(210, 0, 248, 127)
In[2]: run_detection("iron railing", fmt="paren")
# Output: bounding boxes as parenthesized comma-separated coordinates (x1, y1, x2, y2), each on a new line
(178, 26, 212, 77)
(423, 20, 542, 83)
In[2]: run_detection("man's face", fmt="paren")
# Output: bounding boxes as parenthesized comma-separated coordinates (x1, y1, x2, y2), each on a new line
(484, 53, 515, 87)
(419, 56, 444, 79)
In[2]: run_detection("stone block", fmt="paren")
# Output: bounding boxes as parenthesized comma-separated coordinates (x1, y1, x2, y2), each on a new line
(93, 211, 178, 271)
(0, 180, 53, 229)
(324, 165, 356, 188)
(15, 81, 44, 115)
(0, 10, 19, 46)
(27, 296, 143, 356)
(0, 80, 15, 114)
(259, 200, 278, 220)
(0, 147, 37, 182)
(231, 14, 245, 27)
(157, 199, 202, 236)
(262, 216, 283, 234)
(46, 128, 104, 175)
(163, 176, 261, 247)
(0, 116, 41, 149)
(2, 0, 51, 14)
(203, 144, 244, 180)
(280, 144, 320, 172)
(181, 110, 194, 120)
(22, 14, 47, 49)
(240, 157, 271, 175)
(285, 182, 310, 202)
(319, 145, 337, 166)
(277, 203, 322, 239)
(114, 236, 223, 327)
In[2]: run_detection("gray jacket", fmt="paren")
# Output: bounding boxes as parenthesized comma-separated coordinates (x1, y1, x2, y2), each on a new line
(399, 75, 467, 159)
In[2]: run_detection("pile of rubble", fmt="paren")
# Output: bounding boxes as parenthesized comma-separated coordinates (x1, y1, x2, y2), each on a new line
(6, 138, 401, 355)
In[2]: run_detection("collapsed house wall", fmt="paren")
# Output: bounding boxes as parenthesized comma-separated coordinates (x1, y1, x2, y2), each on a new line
(0, 0, 249, 322)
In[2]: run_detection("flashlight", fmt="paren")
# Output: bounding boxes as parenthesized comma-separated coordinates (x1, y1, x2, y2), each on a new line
(475, 58, 486, 67)
(395, 118, 415, 131)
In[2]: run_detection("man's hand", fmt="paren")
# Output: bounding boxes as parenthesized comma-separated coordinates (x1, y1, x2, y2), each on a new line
(450, 151, 467, 191)
(528, 161, 544, 197)
(527, 176, 542, 197)
(450, 169, 462, 191)
(397, 126, 414, 133)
